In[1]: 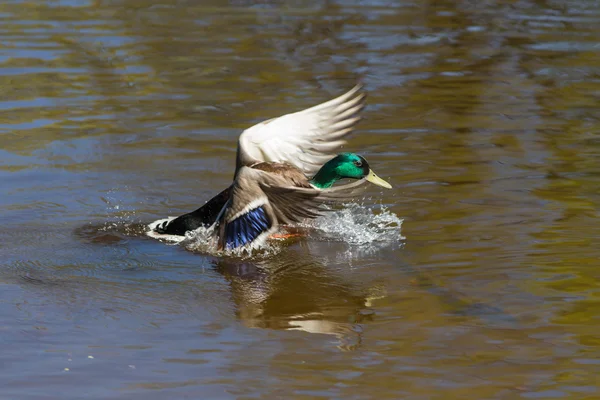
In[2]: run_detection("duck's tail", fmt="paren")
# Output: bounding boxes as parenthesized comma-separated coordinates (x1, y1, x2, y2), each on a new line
(153, 187, 231, 236)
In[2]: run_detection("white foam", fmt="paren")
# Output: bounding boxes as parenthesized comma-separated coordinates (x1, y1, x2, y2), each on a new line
(146, 217, 185, 244)
(183, 225, 283, 259)
(303, 202, 405, 244)
(146, 202, 404, 257)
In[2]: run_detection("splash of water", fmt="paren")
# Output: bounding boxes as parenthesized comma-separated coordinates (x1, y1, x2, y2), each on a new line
(182, 225, 284, 259)
(146, 202, 404, 258)
(146, 218, 283, 259)
(96, 189, 146, 237)
(303, 202, 405, 245)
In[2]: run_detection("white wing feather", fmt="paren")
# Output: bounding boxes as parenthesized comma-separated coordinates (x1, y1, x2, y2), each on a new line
(236, 85, 366, 177)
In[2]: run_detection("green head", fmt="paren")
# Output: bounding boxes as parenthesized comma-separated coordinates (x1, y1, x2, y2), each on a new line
(310, 152, 392, 189)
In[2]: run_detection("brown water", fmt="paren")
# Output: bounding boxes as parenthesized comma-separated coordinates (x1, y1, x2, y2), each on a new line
(2, 0, 600, 398)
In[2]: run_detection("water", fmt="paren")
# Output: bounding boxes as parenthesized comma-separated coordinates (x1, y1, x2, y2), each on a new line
(2, 0, 600, 398)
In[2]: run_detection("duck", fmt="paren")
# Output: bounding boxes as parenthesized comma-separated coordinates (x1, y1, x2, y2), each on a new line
(151, 85, 391, 249)
(215, 152, 390, 250)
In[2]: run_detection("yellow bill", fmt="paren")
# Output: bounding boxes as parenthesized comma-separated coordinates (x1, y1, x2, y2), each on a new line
(365, 170, 392, 189)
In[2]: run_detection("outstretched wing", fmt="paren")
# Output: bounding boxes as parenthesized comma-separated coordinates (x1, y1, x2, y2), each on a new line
(216, 167, 367, 250)
(258, 177, 368, 225)
(236, 85, 366, 177)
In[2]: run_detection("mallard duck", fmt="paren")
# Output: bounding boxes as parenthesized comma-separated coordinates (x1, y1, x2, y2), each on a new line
(215, 152, 390, 250)
(151, 85, 391, 249)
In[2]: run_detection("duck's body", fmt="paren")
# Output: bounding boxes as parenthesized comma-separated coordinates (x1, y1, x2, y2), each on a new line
(151, 162, 310, 237)
(151, 85, 391, 250)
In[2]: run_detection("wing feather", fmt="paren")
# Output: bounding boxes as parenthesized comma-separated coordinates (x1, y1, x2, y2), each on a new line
(236, 84, 366, 177)
(258, 175, 369, 225)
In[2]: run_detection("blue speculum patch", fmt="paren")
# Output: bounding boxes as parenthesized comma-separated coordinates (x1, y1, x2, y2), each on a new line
(225, 206, 271, 249)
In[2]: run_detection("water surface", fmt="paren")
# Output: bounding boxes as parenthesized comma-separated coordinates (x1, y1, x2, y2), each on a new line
(1, 0, 600, 398)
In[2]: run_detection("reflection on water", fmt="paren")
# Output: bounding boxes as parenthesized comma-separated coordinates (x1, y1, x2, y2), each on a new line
(1, 0, 600, 398)
(215, 250, 377, 350)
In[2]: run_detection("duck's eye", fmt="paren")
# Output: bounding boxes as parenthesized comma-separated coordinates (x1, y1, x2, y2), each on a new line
(353, 160, 362, 167)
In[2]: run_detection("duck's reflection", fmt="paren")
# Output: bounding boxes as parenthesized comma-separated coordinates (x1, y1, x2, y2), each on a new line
(213, 245, 384, 350)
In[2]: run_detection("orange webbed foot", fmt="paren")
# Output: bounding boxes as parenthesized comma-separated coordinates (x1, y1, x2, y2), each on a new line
(269, 232, 303, 240)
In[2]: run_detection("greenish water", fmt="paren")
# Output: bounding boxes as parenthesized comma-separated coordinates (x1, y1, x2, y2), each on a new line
(1, 0, 600, 398)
